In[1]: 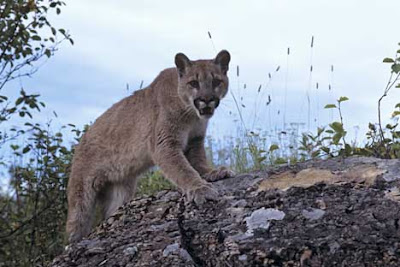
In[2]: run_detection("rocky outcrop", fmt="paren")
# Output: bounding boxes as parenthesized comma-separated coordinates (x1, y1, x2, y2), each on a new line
(52, 157, 400, 266)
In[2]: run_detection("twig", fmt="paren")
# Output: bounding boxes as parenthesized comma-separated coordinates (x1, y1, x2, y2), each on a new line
(0, 198, 55, 239)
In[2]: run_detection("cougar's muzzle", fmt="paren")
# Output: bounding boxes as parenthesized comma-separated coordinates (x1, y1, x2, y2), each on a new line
(194, 97, 220, 118)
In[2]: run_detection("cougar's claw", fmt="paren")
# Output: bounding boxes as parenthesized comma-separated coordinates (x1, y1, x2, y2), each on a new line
(186, 183, 219, 205)
(203, 166, 235, 182)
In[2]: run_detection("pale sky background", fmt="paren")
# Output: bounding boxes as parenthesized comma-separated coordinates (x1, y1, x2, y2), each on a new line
(4, 0, 400, 144)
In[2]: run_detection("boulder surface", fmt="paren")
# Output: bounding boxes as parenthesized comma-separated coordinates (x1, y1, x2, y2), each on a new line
(52, 157, 400, 266)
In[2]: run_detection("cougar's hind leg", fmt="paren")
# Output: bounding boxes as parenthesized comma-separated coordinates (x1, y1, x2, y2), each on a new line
(66, 178, 98, 243)
(100, 177, 138, 219)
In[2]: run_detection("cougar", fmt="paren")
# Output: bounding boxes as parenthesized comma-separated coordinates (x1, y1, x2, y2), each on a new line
(66, 50, 234, 243)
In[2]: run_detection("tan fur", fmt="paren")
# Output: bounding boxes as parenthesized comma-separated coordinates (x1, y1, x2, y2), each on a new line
(66, 50, 233, 243)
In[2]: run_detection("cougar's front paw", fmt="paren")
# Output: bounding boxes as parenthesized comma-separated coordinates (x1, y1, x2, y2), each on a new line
(67, 230, 83, 245)
(203, 166, 235, 182)
(186, 183, 218, 205)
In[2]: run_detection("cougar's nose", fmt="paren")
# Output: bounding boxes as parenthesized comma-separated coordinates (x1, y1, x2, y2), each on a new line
(201, 97, 219, 108)
(194, 97, 220, 116)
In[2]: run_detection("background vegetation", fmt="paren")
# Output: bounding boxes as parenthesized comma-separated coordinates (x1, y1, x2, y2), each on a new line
(1, 1, 400, 266)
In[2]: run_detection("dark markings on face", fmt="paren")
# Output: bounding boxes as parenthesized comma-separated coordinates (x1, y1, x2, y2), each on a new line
(177, 58, 230, 119)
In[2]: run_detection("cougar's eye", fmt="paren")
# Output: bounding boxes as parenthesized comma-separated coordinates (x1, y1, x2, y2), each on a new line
(212, 79, 222, 88)
(188, 80, 199, 89)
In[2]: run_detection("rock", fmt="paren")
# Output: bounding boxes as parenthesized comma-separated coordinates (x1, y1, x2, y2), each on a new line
(302, 208, 325, 220)
(245, 208, 285, 236)
(123, 246, 138, 256)
(51, 156, 400, 266)
(238, 254, 247, 261)
(162, 243, 179, 257)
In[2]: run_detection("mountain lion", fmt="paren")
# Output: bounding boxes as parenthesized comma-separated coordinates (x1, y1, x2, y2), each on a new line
(66, 50, 233, 243)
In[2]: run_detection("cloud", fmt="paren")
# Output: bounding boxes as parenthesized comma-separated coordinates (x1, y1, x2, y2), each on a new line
(7, 0, 400, 142)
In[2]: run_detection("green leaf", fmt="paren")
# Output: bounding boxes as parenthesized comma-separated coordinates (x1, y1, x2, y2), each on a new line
(44, 49, 51, 58)
(311, 150, 320, 158)
(392, 64, 400, 74)
(383, 58, 395, 63)
(344, 144, 352, 155)
(324, 104, 337, 109)
(384, 138, 392, 143)
(392, 111, 400, 117)
(269, 144, 279, 152)
(368, 123, 376, 131)
(332, 133, 342, 145)
(321, 146, 330, 154)
(32, 35, 41, 41)
(10, 144, 19, 151)
(22, 146, 30, 154)
(386, 124, 396, 130)
(15, 98, 23, 105)
(330, 122, 344, 133)
(257, 156, 267, 163)
(338, 96, 349, 103)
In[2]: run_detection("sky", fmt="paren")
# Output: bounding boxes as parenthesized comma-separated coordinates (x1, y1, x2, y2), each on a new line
(4, 0, 400, 144)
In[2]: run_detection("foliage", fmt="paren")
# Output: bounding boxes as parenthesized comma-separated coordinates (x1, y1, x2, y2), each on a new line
(0, 0, 73, 155)
(216, 43, 400, 170)
(372, 45, 400, 158)
(0, 124, 80, 266)
(0, 0, 73, 91)
(0, 1, 73, 266)
(298, 95, 351, 159)
(137, 170, 175, 196)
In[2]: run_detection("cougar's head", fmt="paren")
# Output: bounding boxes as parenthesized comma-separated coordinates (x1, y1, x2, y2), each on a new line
(175, 50, 230, 119)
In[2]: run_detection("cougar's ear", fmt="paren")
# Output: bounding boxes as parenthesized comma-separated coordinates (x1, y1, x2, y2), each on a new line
(214, 50, 231, 74)
(175, 53, 192, 77)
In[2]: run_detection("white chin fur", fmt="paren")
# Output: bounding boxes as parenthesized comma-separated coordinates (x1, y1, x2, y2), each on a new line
(199, 113, 212, 120)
